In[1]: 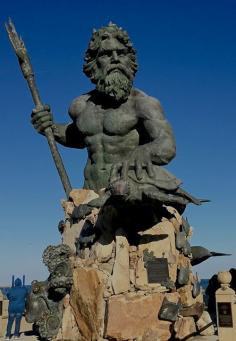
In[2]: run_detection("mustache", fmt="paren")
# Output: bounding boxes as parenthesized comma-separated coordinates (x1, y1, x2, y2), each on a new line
(105, 63, 133, 79)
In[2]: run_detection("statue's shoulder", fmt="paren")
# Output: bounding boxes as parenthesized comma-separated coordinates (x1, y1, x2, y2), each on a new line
(68, 92, 91, 119)
(132, 88, 164, 119)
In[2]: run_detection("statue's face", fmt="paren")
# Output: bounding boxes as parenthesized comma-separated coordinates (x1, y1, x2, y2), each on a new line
(96, 36, 133, 77)
(95, 38, 134, 101)
(84, 25, 138, 102)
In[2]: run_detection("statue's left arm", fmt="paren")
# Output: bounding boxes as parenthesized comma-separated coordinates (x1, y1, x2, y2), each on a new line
(135, 93, 176, 166)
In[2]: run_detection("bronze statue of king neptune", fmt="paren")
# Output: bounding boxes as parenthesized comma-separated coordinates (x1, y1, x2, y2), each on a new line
(31, 22, 204, 215)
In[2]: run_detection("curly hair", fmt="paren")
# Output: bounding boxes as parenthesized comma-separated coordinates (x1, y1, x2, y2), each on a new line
(83, 22, 138, 83)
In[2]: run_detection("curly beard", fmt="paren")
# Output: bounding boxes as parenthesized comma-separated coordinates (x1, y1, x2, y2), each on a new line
(96, 65, 133, 102)
(97, 71, 132, 102)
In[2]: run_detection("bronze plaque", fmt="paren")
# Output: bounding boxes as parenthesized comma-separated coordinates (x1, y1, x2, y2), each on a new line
(218, 302, 233, 327)
(146, 258, 169, 283)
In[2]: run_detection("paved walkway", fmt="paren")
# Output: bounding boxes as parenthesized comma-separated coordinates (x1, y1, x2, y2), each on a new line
(0, 333, 219, 341)
(191, 336, 218, 341)
(0, 331, 38, 341)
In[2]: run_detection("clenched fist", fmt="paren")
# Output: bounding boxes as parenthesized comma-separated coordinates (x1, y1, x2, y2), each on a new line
(31, 104, 53, 134)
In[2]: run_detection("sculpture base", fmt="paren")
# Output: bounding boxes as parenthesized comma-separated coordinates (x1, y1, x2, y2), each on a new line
(55, 189, 214, 341)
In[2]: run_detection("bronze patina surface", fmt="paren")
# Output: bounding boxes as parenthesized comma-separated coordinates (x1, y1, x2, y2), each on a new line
(31, 23, 203, 214)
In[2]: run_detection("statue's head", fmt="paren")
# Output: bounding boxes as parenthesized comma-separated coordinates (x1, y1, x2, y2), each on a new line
(83, 22, 138, 102)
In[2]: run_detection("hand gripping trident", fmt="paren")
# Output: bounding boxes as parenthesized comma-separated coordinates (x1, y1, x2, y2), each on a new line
(5, 19, 72, 198)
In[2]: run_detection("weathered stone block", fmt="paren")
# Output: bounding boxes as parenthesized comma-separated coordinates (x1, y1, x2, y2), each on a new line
(69, 189, 99, 206)
(111, 228, 130, 294)
(178, 284, 195, 307)
(196, 311, 215, 336)
(93, 240, 114, 263)
(56, 304, 81, 341)
(174, 316, 196, 340)
(105, 292, 179, 341)
(70, 266, 106, 341)
(136, 219, 179, 286)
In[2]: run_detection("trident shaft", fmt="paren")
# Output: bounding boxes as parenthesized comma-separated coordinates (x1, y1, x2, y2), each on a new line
(5, 19, 72, 198)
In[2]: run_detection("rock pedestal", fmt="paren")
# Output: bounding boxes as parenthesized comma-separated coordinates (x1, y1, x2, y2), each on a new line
(56, 189, 214, 341)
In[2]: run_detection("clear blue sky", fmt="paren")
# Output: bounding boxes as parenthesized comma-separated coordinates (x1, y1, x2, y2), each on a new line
(0, 0, 235, 285)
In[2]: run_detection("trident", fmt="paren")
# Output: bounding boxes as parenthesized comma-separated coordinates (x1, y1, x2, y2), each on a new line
(5, 19, 72, 198)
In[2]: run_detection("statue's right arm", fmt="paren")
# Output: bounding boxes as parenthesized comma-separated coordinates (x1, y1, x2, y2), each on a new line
(31, 97, 86, 149)
(52, 122, 85, 149)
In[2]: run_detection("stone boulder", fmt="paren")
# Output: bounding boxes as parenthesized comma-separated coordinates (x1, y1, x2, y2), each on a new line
(69, 265, 107, 341)
(105, 292, 179, 341)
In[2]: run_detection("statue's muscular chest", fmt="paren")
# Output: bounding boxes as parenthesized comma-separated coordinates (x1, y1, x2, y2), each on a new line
(76, 102, 138, 137)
